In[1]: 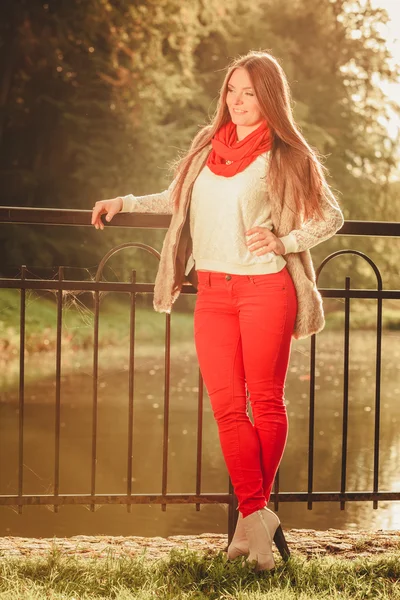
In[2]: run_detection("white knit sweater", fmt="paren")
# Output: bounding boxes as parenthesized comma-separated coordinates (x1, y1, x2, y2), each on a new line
(186, 152, 291, 275)
(121, 152, 342, 276)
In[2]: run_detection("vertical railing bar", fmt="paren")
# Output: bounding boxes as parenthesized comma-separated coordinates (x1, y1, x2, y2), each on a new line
(126, 270, 136, 513)
(53, 266, 64, 513)
(161, 312, 171, 511)
(307, 333, 316, 510)
(91, 281, 100, 511)
(227, 477, 238, 548)
(373, 290, 383, 509)
(195, 369, 203, 511)
(18, 265, 27, 515)
(340, 276, 351, 510)
(269, 360, 279, 511)
(273, 469, 280, 512)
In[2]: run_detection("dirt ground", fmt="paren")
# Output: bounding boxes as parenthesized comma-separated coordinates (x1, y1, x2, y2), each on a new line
(0, 529, 399, 562)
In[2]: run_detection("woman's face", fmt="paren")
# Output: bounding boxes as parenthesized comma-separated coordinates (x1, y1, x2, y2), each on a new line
(226, 68, 263, 128)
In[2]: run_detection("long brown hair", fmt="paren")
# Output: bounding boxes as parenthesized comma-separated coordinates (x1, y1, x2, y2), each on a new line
(171, 50, 330, 221)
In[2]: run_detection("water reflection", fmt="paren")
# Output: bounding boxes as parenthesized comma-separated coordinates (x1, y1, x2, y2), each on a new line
(0, 328, 399, 537)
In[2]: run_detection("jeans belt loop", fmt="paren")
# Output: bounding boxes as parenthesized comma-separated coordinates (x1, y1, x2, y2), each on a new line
(207, 272, 211, 287)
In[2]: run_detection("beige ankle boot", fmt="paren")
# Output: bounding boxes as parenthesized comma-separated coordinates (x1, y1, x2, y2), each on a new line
(242, 507, 289, 571)
(227, 512, 249, 559)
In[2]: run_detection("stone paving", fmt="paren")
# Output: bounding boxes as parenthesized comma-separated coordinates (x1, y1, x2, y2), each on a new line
(0, 529, 399, 561)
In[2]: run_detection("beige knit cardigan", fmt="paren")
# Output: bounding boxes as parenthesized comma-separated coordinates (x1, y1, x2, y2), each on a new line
(130, 141, 344, 340)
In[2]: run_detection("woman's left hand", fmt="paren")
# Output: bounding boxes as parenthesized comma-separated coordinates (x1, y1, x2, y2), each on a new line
(245, 227, 286, 256)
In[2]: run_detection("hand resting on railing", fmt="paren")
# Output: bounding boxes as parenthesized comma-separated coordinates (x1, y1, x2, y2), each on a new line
(91, 197, 123, 230)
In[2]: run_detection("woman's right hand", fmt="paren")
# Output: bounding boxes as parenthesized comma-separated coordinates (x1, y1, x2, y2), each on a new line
(91, 197, 123, 230)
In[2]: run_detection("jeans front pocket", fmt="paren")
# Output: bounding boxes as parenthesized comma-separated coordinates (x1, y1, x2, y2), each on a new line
(251, 271, 286, 291)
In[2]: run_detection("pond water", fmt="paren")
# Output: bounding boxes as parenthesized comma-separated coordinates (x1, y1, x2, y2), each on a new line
(0, 326, 399, 538)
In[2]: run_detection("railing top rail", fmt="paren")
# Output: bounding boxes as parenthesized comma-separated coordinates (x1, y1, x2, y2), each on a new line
(0, 206, 399, 236)
(0, 278, 399, 298)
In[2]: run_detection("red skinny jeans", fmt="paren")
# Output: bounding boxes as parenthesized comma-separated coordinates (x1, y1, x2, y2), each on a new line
(194, 266, 298, 518)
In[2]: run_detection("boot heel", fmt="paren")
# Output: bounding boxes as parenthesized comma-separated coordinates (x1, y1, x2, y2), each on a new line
(273, 524, 290, 561)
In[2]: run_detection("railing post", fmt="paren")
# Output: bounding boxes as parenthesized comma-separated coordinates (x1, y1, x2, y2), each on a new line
(227, 478, 238, 547)
(17, 265, 27, 515)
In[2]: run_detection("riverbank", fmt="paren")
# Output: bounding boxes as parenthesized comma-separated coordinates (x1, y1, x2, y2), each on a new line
(0, 530, 399, 599)
(1, 288, 399, 362)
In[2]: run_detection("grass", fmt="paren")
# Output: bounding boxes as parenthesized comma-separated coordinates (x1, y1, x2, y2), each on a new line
(324, 303, 400, 331)
(0, 547, 399, 600)
(0, 287, 194, 355)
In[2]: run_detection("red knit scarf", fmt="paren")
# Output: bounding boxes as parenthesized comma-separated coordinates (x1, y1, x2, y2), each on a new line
(206, 119, 272, 177)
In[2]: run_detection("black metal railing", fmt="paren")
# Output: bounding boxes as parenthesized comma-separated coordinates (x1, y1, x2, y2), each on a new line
(0, 206, 399, 542)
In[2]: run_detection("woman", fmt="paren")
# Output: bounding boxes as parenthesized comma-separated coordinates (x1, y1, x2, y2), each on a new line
(91, 50, 344, 571)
